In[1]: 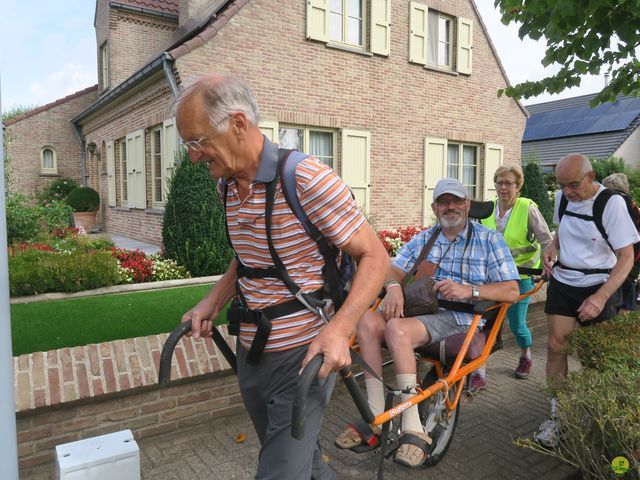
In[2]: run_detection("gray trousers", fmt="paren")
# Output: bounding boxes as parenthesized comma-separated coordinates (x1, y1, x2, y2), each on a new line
(237, 341, 337, 480)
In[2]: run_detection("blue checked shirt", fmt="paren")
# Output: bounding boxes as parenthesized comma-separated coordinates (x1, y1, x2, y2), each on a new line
(393, 221, 519, 326)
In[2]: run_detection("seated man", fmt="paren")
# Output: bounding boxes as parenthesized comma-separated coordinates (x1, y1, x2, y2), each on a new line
(335, 178, 520, 468)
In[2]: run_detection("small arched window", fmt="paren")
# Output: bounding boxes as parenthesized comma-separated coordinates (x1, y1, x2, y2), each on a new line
(41, 147, 57, 174)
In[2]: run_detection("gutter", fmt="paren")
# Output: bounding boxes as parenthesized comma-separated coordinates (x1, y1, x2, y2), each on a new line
(72, 122, 87, 187)
(110, 1, 178, 21)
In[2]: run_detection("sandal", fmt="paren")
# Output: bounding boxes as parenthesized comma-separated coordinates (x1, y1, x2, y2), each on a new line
(394, 430, 432, 468)
(334, 419, 381, 453)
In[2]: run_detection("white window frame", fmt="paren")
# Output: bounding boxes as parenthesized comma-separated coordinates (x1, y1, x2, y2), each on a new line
(150, 127, 163, 207)
(328, 0, 365, 49)
(118, 139, 128, 207)
(427, 10, 453, 70)
(40, 147, 57, 174)
(447, 142, 478, 198)
(279, 124, 337, 169)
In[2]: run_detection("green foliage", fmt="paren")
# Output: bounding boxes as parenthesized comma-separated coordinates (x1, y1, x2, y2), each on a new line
(41, 200, 73, 232)
(2, 104, 38, 123)
(162, 151, 233, 276)
(9, 249, 122, 296)
(520, 160, 554, 227)
(5, 193, 42, 244)
(148, 254, 191, 282)
(590, 156, 628, 182)
(37, 177, 80, 205)
(495, 0, 640, 105)
(65, 186, 100, 212)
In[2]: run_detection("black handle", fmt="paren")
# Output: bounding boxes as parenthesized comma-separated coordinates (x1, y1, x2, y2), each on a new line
(158, 320, 237, 385)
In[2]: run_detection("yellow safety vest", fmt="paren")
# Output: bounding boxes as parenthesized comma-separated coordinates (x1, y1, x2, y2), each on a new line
(481, 197, 541, 276)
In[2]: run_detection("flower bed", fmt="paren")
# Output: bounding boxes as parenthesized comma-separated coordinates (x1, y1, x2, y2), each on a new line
(377, 226, 426, 256)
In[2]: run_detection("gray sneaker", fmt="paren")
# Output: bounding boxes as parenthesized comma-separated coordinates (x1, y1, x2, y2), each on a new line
(534, 419, 560, 448)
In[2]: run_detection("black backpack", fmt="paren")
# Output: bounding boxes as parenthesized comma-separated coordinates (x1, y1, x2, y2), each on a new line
(558, 189, 640, 282)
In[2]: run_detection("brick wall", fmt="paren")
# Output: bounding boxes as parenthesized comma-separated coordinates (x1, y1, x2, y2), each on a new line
(4, 87, 98, 200)
(15, 325, 241, 476)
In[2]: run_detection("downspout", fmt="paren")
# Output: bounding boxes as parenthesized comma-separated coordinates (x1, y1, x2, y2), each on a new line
(72, 122, 87, 187)
(162, 55, 180, 97)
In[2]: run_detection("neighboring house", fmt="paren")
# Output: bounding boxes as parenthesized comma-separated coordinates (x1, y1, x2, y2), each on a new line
(3, 86, 98, 200)
(522, 93, 640, 169)
(28, 0, 526, 245)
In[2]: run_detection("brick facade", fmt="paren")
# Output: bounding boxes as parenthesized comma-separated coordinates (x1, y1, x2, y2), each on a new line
(4, 87, 98, 201)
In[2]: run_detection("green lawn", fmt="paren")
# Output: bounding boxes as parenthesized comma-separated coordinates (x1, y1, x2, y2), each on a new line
(10, 284, 229, 356)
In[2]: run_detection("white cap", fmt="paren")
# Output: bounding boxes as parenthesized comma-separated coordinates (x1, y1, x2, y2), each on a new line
(433, 178, 467, 201)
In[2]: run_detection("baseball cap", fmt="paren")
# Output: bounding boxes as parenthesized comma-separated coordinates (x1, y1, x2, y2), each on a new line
(433, 178, 467, 201)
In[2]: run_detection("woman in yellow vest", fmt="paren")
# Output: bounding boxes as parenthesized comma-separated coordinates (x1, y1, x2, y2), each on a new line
(469, 165, 552, 393)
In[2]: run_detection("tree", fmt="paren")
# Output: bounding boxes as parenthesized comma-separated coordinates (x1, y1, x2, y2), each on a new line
(2, 104, 38, 123)
(495, 0, 640, 106)
(521, 160, 554, 228)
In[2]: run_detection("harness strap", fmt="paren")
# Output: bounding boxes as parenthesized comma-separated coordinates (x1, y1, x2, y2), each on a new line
(556, 261, 611, 275)
(236, 264, 282, 279)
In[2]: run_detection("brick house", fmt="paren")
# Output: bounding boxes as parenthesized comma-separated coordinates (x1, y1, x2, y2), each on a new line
(26, 0, 528, 245)
(3, 86, 98, 201)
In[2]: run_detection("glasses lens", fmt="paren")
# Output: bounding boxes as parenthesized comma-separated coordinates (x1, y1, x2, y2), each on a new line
(495, 181, 514, 187)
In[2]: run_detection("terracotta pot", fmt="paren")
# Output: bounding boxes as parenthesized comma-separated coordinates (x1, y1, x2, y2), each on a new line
(72, 211, 97, 230)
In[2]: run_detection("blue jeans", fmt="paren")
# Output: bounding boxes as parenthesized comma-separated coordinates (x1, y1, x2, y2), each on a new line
(507, 278, 534, 350)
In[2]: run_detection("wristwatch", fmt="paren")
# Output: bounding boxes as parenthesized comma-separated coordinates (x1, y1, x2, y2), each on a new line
(471, 286, 480, 300)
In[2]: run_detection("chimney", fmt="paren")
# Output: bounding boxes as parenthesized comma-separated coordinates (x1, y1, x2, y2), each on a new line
(604, 70, 610, 87)
(179, 0, 210, 29)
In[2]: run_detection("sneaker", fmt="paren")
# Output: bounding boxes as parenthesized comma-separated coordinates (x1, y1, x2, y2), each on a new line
(534, 419, 560, 448)
(515, 356, 533, 379)
(468, 374, 487, 395)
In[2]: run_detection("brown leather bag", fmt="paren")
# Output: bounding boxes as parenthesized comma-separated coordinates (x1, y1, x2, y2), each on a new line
(401, 228, 440, 317)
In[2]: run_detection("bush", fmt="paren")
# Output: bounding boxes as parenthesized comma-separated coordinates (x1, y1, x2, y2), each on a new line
(590, 156, 628, 182)
(377, 226, 425, 256)
(521, 160, 554, 228)
(41, 200, 73, 232)
(149, 254, 191, 282)
(112, 248, 154, 283)
(9, 249, 122, 296)
(37, 178, 80, 205)
(5, 193, 42, 244)
(65, 187, 100, 212)
(162, 151, 233, 276)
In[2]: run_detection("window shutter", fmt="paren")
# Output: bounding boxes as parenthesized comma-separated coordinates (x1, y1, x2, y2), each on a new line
(106, 140, 116, 207)
(457, 17, 473, 75)
(306, 0, 328, 42)
(371, 0, 391, 56)
(409, 2, 428, 65)
(126, 129, 146, 209)
(341, 129, 371, 214)
(424, 137, 447, 225)
(259, 120, 279, 143)
(162, 118, 178, 199)
(483, 143, 503, 200)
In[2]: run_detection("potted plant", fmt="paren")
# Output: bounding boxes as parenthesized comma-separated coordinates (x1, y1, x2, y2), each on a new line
(65, 186, 100, 230)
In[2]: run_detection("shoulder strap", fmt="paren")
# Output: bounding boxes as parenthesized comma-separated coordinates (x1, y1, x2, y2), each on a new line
(558, 193, 568, 221)
(401, 226, 441, 287)
(592, 188, 616, 247)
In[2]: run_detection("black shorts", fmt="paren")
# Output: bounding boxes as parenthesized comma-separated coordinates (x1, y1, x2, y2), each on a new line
(544, 276, 620, 326)
(619, 280, 638, 311)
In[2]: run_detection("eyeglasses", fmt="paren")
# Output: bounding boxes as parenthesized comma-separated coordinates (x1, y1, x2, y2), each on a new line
(436, 197, 467, 207)
(557, 173, 588, 190)
(495, 180, 516, 187)
(181, 136, 207, 152)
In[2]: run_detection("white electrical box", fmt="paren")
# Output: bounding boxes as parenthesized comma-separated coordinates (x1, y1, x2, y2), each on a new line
(55, 429, 140, 480)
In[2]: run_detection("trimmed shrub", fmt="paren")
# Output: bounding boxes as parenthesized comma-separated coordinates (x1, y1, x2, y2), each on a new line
(65, 187, 100, 212)
(521, 160, 554, 228)
(162, 152, 233, 276)
(9, 249, 121, 296)
(37, 177, 80, 205)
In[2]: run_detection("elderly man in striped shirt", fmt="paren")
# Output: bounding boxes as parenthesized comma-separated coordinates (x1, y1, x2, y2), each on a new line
(175, 73, 388, 479)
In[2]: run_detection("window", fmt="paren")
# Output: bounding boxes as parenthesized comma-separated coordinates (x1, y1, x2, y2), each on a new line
(278, 126, 335, 169)
(427, 11, 452, 69)
(41, 147, 57, 174)
(119, 139, 128, 205)
(409, 3, 473, 74)
(447, 143, 477, 198)
(151, 128, 163, 206)
(307, 0, 390, 56)
(100, 42, 109, 89)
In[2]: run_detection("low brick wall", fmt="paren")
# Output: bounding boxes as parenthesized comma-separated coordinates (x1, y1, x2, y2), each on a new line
(14, 327, 241, 475)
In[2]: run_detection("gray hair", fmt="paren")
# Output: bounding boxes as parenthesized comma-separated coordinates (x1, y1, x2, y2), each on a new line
(602, 172, 630, 193)
(174, 74, 261, 132)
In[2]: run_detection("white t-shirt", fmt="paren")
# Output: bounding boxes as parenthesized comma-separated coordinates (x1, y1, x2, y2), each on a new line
(553, 185, 640, 287)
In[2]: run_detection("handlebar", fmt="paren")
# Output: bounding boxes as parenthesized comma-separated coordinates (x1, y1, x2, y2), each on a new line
(158, 320, 237, 385)
(292, 354, 374, 440)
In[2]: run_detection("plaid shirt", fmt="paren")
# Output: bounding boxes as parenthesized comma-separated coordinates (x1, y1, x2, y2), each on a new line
(393, 221, 519, 326)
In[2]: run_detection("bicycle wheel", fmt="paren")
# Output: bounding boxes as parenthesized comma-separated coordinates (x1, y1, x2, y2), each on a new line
(418, 368, 460, 466)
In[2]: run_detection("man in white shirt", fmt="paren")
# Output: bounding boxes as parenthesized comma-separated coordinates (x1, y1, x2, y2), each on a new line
(536, 153, 639, 447)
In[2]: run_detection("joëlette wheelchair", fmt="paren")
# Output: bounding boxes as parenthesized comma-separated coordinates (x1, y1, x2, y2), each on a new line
(157, 200, 545, 477)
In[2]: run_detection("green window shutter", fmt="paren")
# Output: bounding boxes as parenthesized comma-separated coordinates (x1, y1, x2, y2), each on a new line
(162, 118, 178, 201)
(259, 120, 279, 143)
(457, 17, 473, 75)
(424, 137, 447, 225)
(409, 2, 428, 65)
(371, 0, 391, 56)
(306, 0, 329, 42)
(341, 129, 371, 214)
(126, 129, 146, 209)
(106, 140, 116, 207)
(484, 143, 503, 200)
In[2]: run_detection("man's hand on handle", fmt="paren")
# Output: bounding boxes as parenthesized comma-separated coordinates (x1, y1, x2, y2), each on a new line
(300, 322, 352, 380)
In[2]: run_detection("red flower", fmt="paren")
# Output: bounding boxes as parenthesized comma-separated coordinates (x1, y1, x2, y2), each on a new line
(112, 248, 154, 283)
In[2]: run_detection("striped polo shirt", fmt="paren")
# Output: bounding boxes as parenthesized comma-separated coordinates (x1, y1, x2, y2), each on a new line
(221, 137, 366, 352)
